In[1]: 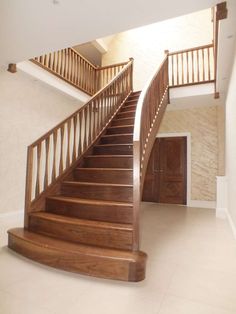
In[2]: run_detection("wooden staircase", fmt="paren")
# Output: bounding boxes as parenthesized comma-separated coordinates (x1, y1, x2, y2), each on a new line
(8, 91, 147, 282)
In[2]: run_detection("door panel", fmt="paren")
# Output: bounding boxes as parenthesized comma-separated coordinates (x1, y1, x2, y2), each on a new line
(142, 137, 187, 205)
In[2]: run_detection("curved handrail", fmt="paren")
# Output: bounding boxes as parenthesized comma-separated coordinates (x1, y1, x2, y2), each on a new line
(133, 56, 169, 250)
(24, 59, 133, 227)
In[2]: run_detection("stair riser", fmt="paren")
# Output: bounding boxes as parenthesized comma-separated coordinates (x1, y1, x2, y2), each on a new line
(29, 216, 133, 250)
(61, 184, 133, 202)
(120, 105, 137, 112)
(116, 111, 135, 119)
(74, 169, 133, 184)
(111, 118, 134, 126)
(106, 126, 134, 134)
(126, 97, 139, 103)
(100, 135, 133, 144)
(46, 198, 133, 223)
(93, 145, 133, 155)
(84, 157, 133, 168)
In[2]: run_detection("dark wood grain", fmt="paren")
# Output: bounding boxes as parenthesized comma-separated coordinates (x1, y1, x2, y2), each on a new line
(8, 228, 147, 282)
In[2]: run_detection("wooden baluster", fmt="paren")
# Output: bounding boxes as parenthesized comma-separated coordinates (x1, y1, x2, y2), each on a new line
(44, 54, 48, 68)
(191, 50, 194, 83)
(35, 142, 42, 197)
(59, 125, 65, 174)
(97, 97, 101, 133)
(84, 106, 88, 149)
(68, 49, 71, 81)
(92, 101, 96, 140)
(59, 50, 63, 76)
(56, 51, 60, 74)
(78, 111, 82, 155)
(52, 130, 57, 180)
(44, 137, 50, 189)
(170, 55, 174, 86)
(66, 119, 71, 168)
(52, 51, 56, 72)
(48, 53, 52, 69)
(64, 49, 68, 79)
(75, 55, 79, 86)
(73, 115, 77, 161)
(207, 47, 211, 81)
(73, 51, 76, 84)
(202, 48, 205, 82)
(88, 103, 92, 145)
(176, 54, 179, 85)
(24, 146, 34, 227)
(181, 52, 184, 84)
(186, 52, 189, 84)
(197, 49, 200, 82)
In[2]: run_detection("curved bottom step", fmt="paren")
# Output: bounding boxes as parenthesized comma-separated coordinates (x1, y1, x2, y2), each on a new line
(8, 228, 147, 282)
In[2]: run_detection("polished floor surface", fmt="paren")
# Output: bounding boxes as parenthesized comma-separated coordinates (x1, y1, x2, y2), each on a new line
(1, 203, 236, 314)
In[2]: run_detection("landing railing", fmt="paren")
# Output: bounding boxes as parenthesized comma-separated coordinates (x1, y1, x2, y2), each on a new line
(24, 58, 133, 227)
(32, 48, 128, 95)
(167, 44, 215, 88)
(133, 57, 169, 250)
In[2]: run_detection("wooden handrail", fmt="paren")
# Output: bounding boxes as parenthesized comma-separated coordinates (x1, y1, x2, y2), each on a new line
(167, 44, 215, 87)
(167, 44, 213, 56)
(31, 47, 129, 96)
(24, 59, 133, 227)
(133, 57, 169, 250)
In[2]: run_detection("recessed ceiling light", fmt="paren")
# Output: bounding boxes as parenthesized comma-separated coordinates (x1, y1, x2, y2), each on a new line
(227, 35, 234, 39)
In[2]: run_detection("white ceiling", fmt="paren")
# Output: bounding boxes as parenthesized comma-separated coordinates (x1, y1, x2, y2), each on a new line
(0, 0, 219, 67)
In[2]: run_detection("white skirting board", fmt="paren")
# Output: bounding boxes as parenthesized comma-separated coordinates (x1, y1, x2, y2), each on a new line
(189, 200, 216, 209)
(225, 209, 236, 240)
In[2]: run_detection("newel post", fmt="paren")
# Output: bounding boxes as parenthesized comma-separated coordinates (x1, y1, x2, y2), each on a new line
(24, 146, 34, 228)
(129, 57, 134, 92)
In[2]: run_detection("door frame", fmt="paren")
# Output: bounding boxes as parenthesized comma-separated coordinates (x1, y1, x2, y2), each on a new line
(157, 132, 191, 206)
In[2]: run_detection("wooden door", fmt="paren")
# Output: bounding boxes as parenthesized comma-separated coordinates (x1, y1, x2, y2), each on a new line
(142, 136, 187, 205)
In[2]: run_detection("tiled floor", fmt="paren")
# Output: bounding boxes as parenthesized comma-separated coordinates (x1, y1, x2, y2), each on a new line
(1, 203, 236, 314)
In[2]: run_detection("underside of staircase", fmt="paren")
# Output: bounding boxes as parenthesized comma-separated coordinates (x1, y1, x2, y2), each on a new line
(8, 91, 147, 282)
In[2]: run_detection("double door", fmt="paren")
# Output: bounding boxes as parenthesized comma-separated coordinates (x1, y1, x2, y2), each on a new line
(142, 136, 187, 205)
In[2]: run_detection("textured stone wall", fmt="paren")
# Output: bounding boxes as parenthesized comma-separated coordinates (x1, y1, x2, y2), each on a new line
(159, 105, 219, 201)
(102, 9, 212, 91)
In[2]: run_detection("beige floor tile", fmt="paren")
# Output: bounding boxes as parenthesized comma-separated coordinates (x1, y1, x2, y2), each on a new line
(167, 264, 236, 312)
(60, 285, 164, 314)
(0, 290, 53, 314)
(159, 295, 236, 314)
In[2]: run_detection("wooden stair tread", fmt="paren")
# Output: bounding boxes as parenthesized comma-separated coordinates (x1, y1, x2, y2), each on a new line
(117, 110, 136, 114)
(30, 212, 133, 231)
(113, 117, 134, 121)
(75, 167, 132, 171)
(62, 181, 133, 188)
(8, 228, 145, 261)
(108, 125, 134, 129)
(84, 155, 133, 158)
(94, 143, 133, 147)
(47, 195, 133, 207)
(101, 133, 133, 138)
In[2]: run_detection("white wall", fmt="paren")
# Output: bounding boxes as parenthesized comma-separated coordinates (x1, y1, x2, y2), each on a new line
(225, 45, 236, 227)
(0, 0, 218, 67)
(102, 9, 213, 91)
(0, 70, 83, 215)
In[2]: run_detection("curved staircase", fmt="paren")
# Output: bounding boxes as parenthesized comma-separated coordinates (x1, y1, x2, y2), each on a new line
(8, 91, 147, 282)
